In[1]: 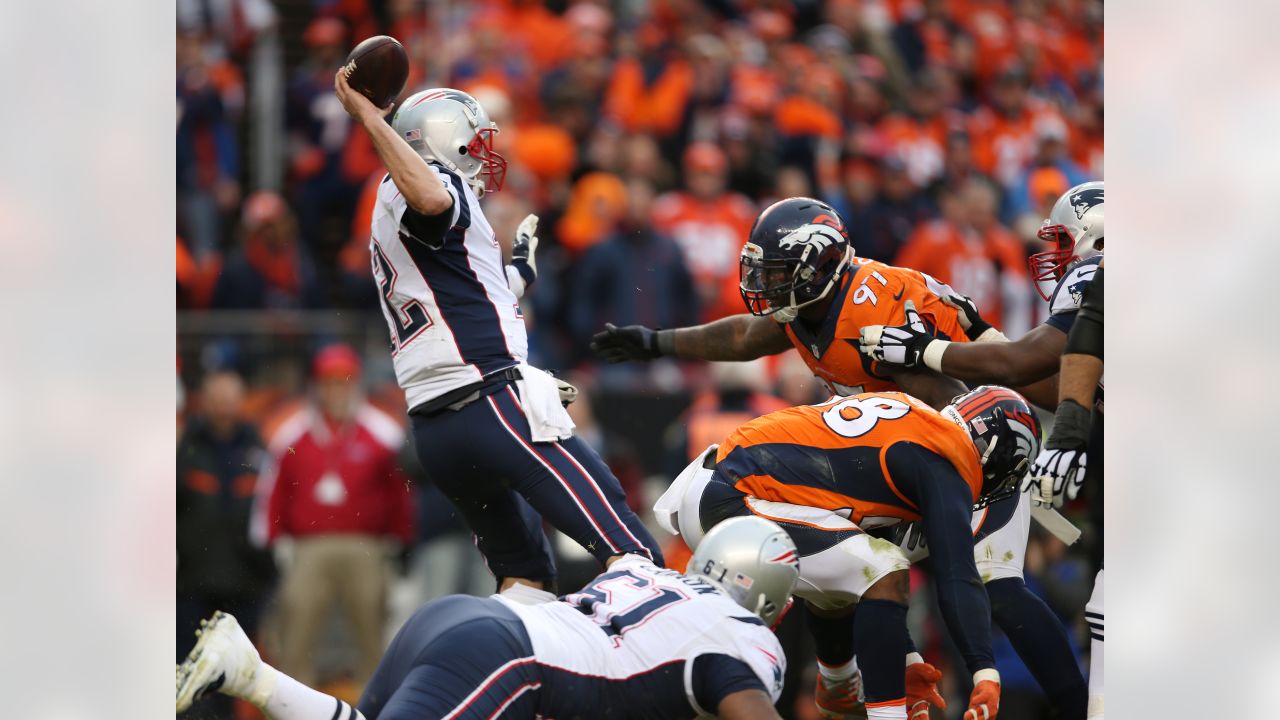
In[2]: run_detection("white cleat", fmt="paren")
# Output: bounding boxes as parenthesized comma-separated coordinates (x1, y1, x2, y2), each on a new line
(176, 611, 265, 713)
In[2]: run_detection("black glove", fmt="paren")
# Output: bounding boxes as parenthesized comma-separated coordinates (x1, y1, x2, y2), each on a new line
(590, 323, 671, 363)
(941, 293, 995, 341)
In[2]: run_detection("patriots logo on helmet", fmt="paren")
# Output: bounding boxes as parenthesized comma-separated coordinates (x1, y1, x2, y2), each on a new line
(1070, 187, 1104, 220)
(777, 224, 844, 255)
(767, 549, 799, 568)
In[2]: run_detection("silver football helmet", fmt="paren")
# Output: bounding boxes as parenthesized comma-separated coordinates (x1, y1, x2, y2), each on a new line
(391, 88, 507, 196)
(687, 515, 800, 627)
(1029, 180, 1103, 299)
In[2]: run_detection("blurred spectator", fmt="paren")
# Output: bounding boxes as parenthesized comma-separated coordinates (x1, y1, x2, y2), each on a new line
(651, 143, 757, 322)
(878, 69, 958, 189)
(861, 155, 937, 262)
(969, 64, 1067, 190)
(212, 191, 324, 309)
(251, 345, 413, 688)
(1006, 116, 1089, 221)
(177, 235, 221, 309)
(604, 33, 693, 139)
(895, 178, 1030, 335)
(556, 172, 629, 257)
(568, 179, 699, 361)
(177, 31, 242, 259)
(287, 17, 359, 248)
(177, 371, 275, 682)
(176, 0, 277, 60)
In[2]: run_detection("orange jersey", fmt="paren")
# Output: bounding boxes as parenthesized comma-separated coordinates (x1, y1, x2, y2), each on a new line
(714, 392, 983, 526)
(782, 258, 970, 395)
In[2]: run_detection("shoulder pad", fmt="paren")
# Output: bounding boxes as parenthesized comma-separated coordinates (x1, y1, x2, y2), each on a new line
(1049, 256, 1102, 316)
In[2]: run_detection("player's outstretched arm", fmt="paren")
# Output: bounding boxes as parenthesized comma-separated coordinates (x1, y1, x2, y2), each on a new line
(591, 313, 791, 363)
(716, 689, 784, 720)
(334, 69, 452, 217)
(885, 366, 968, 410)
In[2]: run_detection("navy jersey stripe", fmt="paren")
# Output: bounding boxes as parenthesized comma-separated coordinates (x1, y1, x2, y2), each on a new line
(717, 443, 911, 511)
(1044, 255, 1102, 334)
(536, 659, 693, 720)
(400, 169, 515, 375)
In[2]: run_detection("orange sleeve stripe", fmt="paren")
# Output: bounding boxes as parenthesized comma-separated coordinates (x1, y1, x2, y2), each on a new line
(734, 475, 855, 510)
(878, 444, 920, 511)
(972, 505, 989, 537)
(746, 505, 860, 533)
(866, 698, 907, 708)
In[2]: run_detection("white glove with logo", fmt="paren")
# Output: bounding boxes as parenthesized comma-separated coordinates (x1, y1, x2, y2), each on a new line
(1022, 448, 1087, 508)
(506, 213, 540, 297)
(1019, 399, 1092, 508)
(859, 300, 936, 368)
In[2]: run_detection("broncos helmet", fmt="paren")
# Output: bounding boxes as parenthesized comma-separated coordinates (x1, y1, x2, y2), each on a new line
(1029, 180, 1103, 300)
(740, 197, 853, 323)
(391, 88, 508, 196)
(942, 386, 1042, 509)
(687, 515, 800, 628)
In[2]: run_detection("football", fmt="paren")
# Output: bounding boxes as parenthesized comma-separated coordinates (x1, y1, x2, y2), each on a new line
(342, 35, 409, 109)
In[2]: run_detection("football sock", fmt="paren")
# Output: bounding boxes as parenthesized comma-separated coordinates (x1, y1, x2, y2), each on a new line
(1086, 570, 1104, 719)
(803, 602, 856, 666)
(256, 665, 368, 720)
(853, 599, 908, 705)
(986, 577, 1087, 719)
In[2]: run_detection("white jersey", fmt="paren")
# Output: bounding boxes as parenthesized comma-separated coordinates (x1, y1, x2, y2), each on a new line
(369, 165, 527, 410)
(498, 555, 785, 718)
(1044, 255, 1104, 411)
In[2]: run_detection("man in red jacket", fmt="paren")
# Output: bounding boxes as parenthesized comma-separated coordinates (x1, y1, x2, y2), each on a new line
(252, 344, 413, 688)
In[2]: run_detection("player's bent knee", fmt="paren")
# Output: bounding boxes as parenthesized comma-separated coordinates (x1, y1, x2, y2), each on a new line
(798, 533, 910, 604)
(862, 568, 909, 604)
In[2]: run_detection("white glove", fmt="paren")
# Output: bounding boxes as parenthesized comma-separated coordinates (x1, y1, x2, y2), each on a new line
(1021, 447, 1087, 508)
(554, 376, 578, 406)
(859, 300, 936, 367)
(513, 213, 539, 277)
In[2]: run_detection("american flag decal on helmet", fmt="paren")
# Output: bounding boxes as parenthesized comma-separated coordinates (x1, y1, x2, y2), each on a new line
(767, 549, 799, 567)
(733, 572, 754, 590)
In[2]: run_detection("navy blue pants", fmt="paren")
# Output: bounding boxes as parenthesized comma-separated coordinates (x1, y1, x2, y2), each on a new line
(411, 382, 662, 583)
(358, 595, 540, 720)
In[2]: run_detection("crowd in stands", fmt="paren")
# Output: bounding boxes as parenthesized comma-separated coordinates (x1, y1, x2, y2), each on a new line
(177, 1, 1101, 717)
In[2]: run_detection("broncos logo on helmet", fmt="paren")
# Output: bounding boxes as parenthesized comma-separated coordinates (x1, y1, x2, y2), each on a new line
(739, 198, 852, 324)
(777, 224, 844, 254)
(943, 386, 1042, 509)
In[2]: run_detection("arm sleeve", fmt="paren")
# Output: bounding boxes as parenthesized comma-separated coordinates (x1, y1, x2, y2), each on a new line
(396, 166, 460, 248)
(885, 443, 995, 673)
(1063, 265, 1103, 360)
(690, 654, 768, 716)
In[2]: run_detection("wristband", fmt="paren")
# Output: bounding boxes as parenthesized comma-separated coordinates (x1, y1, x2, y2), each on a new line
(1045, 399, 1092, 449)
(973, 668, 1000, 685)
(905, 651, 925, 667)
(974, 327, 1008, 343)
(922, 339, 950, 372)
(655, 329, 676, 356)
